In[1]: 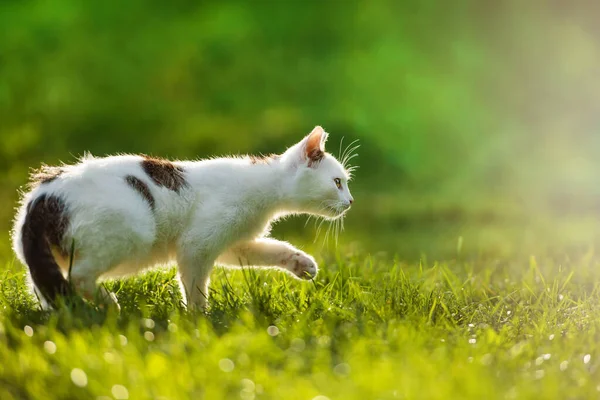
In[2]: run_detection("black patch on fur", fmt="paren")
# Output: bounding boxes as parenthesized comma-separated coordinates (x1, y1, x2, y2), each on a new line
(141, 156, 187, 192)
(125, 175, 155, 210)
(28, 165, 64, 188)
(21, 194, 72, 304)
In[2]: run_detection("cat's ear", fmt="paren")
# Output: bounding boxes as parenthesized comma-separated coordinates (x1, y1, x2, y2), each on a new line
(302, 126, 328, 165)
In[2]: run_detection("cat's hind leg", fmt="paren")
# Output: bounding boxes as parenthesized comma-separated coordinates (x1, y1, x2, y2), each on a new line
(66, 218, 156, 309)
(217, 238, 318, 280)
(68, 256, 123, 309)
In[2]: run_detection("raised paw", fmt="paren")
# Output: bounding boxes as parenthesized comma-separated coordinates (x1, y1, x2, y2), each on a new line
(286, 252, 318, 280)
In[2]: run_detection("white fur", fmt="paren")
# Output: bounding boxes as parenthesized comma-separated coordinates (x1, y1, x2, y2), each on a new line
(11, 127, 354, 309)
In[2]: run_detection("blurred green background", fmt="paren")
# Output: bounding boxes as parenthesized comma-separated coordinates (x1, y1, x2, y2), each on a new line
(1, 0, 600, 260)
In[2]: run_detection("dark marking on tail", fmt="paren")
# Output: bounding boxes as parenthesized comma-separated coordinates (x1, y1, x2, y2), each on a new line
(125, 175, 155, 210)
(21, 194, 72, 304)
(141, 156, 187, 192)
(28, 165, 64, 188)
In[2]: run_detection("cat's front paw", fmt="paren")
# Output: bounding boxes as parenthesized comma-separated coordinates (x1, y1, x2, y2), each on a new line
(286, 252, 318, 280)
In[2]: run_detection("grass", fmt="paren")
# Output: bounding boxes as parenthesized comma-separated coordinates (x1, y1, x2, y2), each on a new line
(2, 241, 600, 400)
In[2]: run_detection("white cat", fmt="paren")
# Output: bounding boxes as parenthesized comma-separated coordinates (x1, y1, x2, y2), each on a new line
(11, 126, 355, 310)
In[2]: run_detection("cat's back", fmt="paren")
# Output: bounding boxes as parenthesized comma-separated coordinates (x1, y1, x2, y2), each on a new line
(20, 154, 197, 220)
(13, 154, 196, 261)
(28, 154, 144, 192)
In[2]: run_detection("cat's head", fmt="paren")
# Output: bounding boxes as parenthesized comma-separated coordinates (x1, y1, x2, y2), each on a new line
(281, 126, 355, 219)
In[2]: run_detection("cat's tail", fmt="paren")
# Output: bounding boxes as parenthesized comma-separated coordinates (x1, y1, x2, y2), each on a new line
(20, 193, 73, 305)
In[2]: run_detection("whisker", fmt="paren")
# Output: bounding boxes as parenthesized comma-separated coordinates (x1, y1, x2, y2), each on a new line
(341, 139, 360, 162)
(343, 145, 360, 166)
(344, 150, 360, 163)
(304, 214, 315, 228)
(342, 145, 360, 168)
(323, 219, 335, 249)
(315, 215, 329, 242)
(334, 218, 339, 246)
(309, 199, 346, 246)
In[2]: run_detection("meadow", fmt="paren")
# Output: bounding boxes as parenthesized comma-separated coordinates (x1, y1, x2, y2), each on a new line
(3, 219, 600, 399)
(2, 1, 600, 399)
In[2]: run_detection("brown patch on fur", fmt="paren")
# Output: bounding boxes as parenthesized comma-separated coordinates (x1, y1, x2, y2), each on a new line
(125, 175, 155, 210)
(304, 126, 327, 167)
(141, 156, 188, 192)
(249, 154, 280, 165)
(307, 149, 325, 167)
(28, 165, 64, 188)
(21, 194, 73, 302)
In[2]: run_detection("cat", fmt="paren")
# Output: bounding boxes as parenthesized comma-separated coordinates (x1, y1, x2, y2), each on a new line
(11, 126, 355, 310)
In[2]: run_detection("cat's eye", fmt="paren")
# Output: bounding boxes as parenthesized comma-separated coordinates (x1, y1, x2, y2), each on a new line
(334, 178, 342, 189)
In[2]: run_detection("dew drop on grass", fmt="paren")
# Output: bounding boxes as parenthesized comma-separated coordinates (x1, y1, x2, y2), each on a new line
(241, 379, 255, 392)
(144, 331, 155, 342)
(240, 380, 256, 400)
(70, 368, 88, 387)
(119, 335, 128, 346)
(219, 358, 235, 372)
(584, 354, 591, 364)
(104, 352, 117, 364)
(44, 341, 57, 354)
(333, 363, 351, 376)
(560, 361, 569, 371)
(267, 325, 279, 336)
(168, 323, 178, 333)
(317, 336, 331, 347)
(535, 357, 544, 366)
(549, 334, 555, 340)
(142, 318, 155, 329)
(468, 338, 476, 344)
(24, 325, 33, 337)
(535, 370, 545, 379)
(290, 338, 305, 352)
(112, 384, 129, 399)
